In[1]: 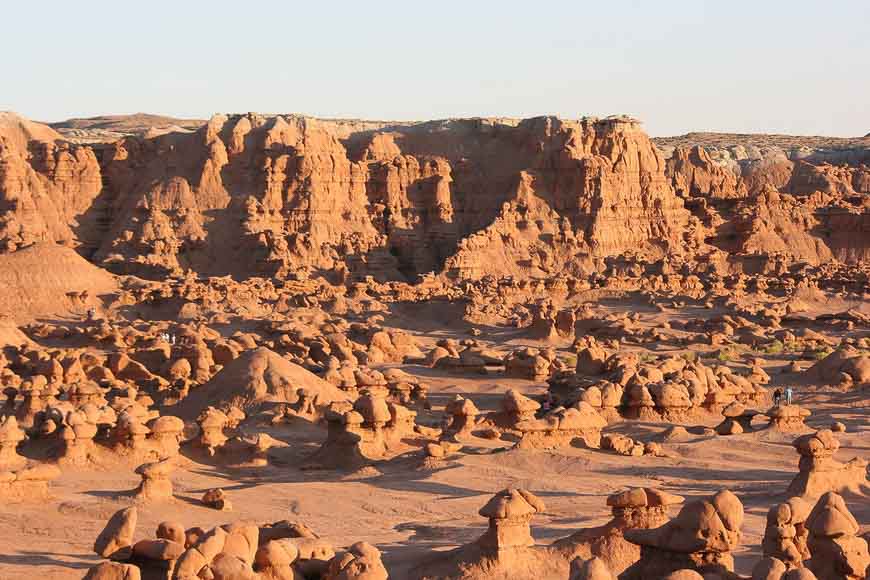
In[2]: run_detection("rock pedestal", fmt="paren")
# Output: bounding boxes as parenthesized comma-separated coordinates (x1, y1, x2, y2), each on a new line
(148, 415, 184, 458)
(622, 490, 744, 579)
(767, 404, 811, 432)
(477, 488, 545, 551)
(554, 487, 684, 576)
(493, 389, 540, 429)
(787, 430, 868, 498)
(715, 402, 760, 435)
(444, 396, 479, 438)
(196, 407, 229, 456)
(0, 416, 26, 470)
(134, 457, 175, 501)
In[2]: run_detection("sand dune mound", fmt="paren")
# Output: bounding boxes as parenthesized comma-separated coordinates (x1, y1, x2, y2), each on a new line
(0, 243, 118, 320)
(174, 347, 348, 418)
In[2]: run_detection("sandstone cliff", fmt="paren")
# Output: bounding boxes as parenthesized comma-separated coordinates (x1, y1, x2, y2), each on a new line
(1, 111, 868, 281)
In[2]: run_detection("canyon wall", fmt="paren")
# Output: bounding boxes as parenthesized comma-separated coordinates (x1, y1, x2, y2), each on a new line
(1, 111, 867, 282)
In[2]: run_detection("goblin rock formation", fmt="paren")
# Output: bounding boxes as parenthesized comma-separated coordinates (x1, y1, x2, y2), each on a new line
(805, 492, 870, 580)
(787, 429, 868, 498)
(761, 497, 812, 569)
(553, 487, 685, 575)
(622, 489, 744, 579)
(84, 507, 389, 580)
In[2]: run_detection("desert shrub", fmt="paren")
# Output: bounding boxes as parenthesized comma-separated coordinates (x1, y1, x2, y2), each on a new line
(680, 351, 698, 362)
(715, 349, 735, 362)
(812, 347, 833, 360)
(763, 340, 785, 355)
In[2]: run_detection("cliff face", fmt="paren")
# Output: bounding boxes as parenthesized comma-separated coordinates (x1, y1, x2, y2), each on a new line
(1, 112, 868, 281)
(87, 114, 386, 279)
(666, 146, 747, 200)
(82, 114, 699, 281)
(661, 139, 870, 265)
(0, 113, 102, 252)
(440, 117, 698, 278)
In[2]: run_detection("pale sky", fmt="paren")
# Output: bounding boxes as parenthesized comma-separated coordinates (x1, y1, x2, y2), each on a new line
(3, 0, 869, 137)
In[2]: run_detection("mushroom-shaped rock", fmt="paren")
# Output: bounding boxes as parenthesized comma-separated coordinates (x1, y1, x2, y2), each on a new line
(353, 394, 391, 427)
(477, 488, 545, 550)
(115, 412, 151, 450)
(715, 401, 760, 435)
(554, 486, 686, 576)
(444, 396, 479, 436)
(767, 403, 811, 432)
(133, 457, 175, 501)
(244, 432, 280, 467)
(606, 487, 685, 528)
(196, 407, 229, 455)
(787, 430, 868, 498)
(499, 389, 540, 426)
(148, 415, 184, 457)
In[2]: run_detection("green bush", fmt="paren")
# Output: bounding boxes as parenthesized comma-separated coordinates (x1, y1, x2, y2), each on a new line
(812, 348, 832, 360)
(763, 340, 785, 355)
(716, 349, 735, 362)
